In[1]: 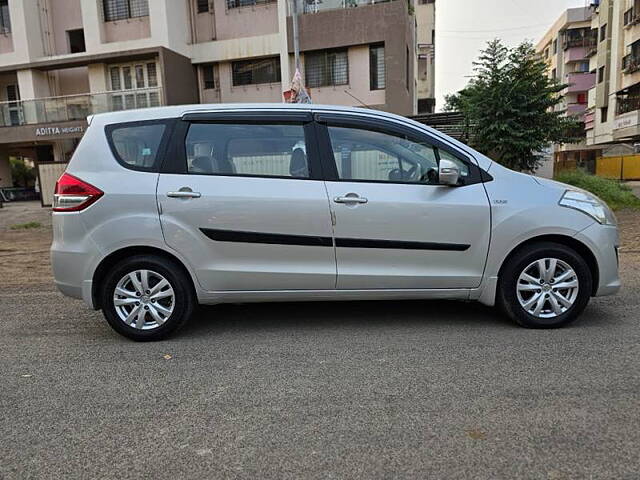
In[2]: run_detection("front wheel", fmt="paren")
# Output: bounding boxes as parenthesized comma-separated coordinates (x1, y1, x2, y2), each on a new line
(498, 242, 593, 328)
(101, 255, 195, 341)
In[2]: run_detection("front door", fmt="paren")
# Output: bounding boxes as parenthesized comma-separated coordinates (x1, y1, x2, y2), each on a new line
(316, 114, 491, 290)
(158, 113, 336, 291)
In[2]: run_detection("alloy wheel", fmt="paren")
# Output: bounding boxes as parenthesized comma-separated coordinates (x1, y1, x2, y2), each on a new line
(516, 258, 579, 319)
(113, 269, 175, 330)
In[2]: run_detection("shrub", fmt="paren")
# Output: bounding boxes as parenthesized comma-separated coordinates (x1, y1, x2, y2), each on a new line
(555, 170, 640, 211)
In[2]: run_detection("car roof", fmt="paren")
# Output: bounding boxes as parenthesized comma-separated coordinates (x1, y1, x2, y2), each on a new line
(89, 103, 410, 127)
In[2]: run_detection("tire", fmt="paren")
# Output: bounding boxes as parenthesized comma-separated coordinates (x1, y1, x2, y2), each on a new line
(101, 255, 195, 341)
(498, 242, 592, 328)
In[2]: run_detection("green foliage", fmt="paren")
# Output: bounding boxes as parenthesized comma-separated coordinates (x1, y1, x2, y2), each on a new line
(445, 39, 582, 173)
(9, 158, 36, 188)
(10, 222, 42, 230)
(556, 170, 640, 211)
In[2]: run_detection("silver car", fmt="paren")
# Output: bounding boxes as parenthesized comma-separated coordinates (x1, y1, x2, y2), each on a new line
(51, 104, 620, 341)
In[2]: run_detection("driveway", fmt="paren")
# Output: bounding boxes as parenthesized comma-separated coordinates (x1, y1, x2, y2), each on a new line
(0, 201, 638, 479)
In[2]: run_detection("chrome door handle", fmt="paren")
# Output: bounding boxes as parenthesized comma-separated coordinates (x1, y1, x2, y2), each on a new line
(167, 190, 201, 199)
(334, 195, 368, 204)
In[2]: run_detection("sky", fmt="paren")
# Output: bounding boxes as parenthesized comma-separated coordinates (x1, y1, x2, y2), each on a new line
(435, 0, 590, 111)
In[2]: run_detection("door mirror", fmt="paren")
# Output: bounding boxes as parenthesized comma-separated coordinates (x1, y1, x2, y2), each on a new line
(438, 159, 460, 186)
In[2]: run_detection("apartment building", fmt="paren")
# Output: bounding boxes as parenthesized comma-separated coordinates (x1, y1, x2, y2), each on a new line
(586, 0, 640, 157)
(415, 0, 435, 114)
(536, 7, 600, 170)
(0, 0, 433, 188)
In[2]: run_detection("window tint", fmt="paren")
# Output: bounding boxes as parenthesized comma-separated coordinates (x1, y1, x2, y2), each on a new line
(109, 123, 166, 169)
(326, 125, 468, 184)
(185, 123, 310, 178)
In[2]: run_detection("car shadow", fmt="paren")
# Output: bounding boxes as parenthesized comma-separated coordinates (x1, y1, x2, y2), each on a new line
(178, 299, 516, 338)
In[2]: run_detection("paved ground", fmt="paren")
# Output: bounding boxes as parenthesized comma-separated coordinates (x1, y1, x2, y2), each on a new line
(1, 202, 639, 479)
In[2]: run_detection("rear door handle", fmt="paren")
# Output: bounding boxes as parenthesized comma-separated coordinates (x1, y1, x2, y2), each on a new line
(334, 194, 368, 204)
(167, 190, 201, 199)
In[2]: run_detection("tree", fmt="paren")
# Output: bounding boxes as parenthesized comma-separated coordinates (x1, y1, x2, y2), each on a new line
(445, 39, 582, 172)
(10, 158, 36, 188)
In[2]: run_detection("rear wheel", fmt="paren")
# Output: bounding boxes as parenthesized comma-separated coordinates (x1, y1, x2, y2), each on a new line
(101, 255, 195, 341)
(498, 242, 592, 328)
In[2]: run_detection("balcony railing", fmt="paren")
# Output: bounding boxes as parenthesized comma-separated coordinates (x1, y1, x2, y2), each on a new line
(0, 87, 163, 128)
(617, 96, 640, 115)
(622, 54, 640, 74)
(297, 0, 393, 14)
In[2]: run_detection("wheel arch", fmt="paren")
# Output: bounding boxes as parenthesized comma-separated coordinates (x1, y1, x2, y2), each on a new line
(91, 246, 197, 310)
(497, 234, 599, 296)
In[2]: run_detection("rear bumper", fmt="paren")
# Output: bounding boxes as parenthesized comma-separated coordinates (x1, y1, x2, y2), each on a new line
(574, 223, 621, 297)
(51, 212, 100, 308)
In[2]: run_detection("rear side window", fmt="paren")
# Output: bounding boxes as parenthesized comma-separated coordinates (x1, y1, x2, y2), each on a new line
(106, 122, 167, 171)
(185, 123, 310, 179)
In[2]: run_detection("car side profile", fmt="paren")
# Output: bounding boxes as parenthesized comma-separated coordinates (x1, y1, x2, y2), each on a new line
(51, 104, 620, 341)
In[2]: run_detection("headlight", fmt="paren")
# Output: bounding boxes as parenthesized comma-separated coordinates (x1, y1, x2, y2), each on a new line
(559, 190, 617, 225)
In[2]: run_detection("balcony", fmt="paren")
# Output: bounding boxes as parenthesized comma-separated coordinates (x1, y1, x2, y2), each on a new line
(0, 88, 163, 128)
(565, 72, 596, 93)
(567, 103, 588, 118)
(617, 96, 640, 115)
(584, 109, 595, 130)
(296, 0, 393, 14)
(623, 54, 640, 74)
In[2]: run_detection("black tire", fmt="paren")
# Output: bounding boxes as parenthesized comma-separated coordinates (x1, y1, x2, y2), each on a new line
(498, 242, 592, 328)
(101, 255, 195, 341)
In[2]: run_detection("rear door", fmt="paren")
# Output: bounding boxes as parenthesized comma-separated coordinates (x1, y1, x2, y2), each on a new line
(157, 111, 336, 291)
(315, 113, 491, 290)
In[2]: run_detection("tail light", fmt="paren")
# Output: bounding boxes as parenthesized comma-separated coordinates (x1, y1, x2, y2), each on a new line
(53, 173, 104, 212)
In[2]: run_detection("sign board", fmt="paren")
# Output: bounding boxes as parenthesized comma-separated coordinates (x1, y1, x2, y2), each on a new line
(614, 111, 640, 130)
(35, 125, 84, 137)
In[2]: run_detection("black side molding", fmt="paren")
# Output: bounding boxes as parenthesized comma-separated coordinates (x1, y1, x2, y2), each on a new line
(200, 228, 333, 247)
(335, 238, 470, 251)
(200, 228, 470, 251)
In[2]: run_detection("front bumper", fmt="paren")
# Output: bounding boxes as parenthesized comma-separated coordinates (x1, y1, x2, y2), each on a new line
(574, 222, 621, 296)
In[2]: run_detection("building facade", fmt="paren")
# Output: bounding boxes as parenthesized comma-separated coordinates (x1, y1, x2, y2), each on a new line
(536, 7, 600, 172)
(0, 0, 435, 187)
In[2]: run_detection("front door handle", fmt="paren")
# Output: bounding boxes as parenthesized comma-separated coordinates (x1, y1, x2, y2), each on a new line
(167, 189, 201, 199)
(334, 194, 368, 204)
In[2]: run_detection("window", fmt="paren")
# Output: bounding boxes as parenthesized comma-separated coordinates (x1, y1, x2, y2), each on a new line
(577, 93, 587, 104)
(553, 39, 558, 54)
(226, 0, 275, 9)
(600, 24, 607, 42)
(67, 29, 86, 53)
(551, 68, 557, 80)
(0, 0, 11, 34)
(305, 49, 348, 88)
(326, 125, 469, 184)
(577, 61, 590, 72)
(598, 66, 605, 83)
(197, 0, 209, 13)
(369, 44, 385, 90)
(406, 46, 410, 91)
(108, 123, 166, 169)
(103, 0, 149, 22)
(202, 65, 215, 89)
(601, 106, 608, 122)
(544, 48, 549, 59)
(231, 57, 280, 86)
(185, 123, 310, 178)
(110, 67, 121, 90)
(147, 63, 158, 87)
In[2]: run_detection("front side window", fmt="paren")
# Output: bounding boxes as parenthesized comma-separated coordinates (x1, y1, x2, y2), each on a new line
(108, 123, 166, 170)
(202, 64, 216, 89)
(326, 125, 469, 184)
(103, 0, 149, 22)
(197, 0, 209, 13)
(305, 49, 348, 88)
(185, 123, 310, 179)
(231, 57, 281, 86)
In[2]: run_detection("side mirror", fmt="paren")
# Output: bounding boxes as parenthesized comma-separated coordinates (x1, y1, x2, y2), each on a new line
(438, 159, 460, 186)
